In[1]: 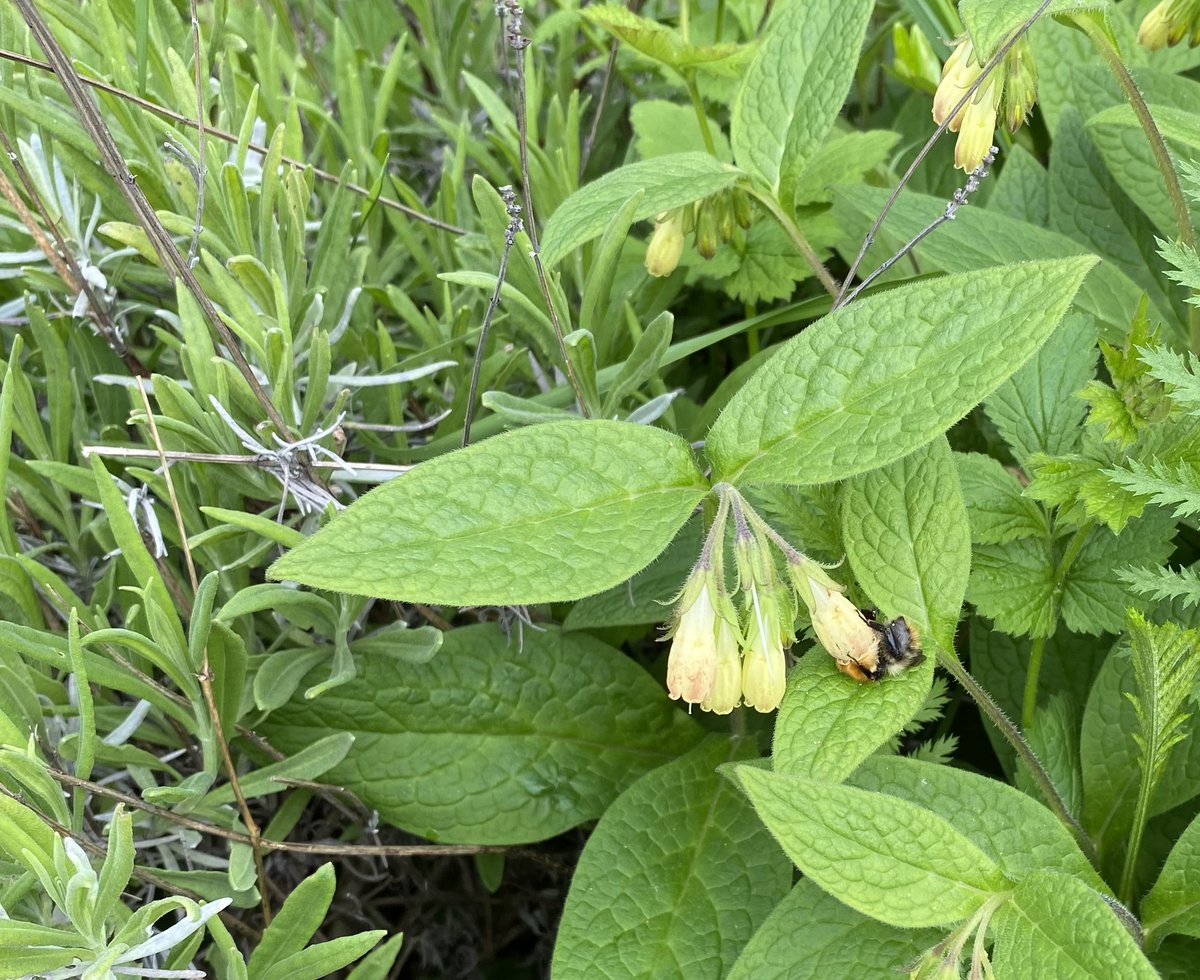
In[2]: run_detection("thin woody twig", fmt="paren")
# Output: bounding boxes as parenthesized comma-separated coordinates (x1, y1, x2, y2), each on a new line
(0, 46, 467, 235)
(497, 2, 590, 417)
(46, 768, 504, 858)
(463, 185, 521, 447)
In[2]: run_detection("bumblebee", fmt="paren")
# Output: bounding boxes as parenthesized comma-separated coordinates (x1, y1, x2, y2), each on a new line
(835, 612, 925, 682)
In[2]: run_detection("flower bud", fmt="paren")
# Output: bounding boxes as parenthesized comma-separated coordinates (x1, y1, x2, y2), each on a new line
(702, 615, 743, 714)
(892, 23, 941, 94)
(695, 200, 719, 260)
(1138, 0, 1200, 49)
(1001, 38, 1038, 133)
(665, 567, 718, 704)
(932, 37, 981, 132)
(788, 561, 881, 678)
(732, 189, 753, 229)
(953, 74, 999, 172)
(741, 590, 787, 712)
(645, 209, 685, 277)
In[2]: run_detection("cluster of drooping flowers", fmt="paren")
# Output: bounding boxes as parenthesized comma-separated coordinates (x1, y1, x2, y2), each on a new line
(645, 190, 753, 277)
(663, 487, 885, 713)
(931, 33, 1038, 171)
(1139, 0, 1200, 48)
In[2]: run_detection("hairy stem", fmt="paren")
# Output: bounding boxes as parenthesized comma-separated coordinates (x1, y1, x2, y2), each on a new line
(686, 74, 717, 156)
(745, 187, 840, 297)
(937, 647, 1097, 866)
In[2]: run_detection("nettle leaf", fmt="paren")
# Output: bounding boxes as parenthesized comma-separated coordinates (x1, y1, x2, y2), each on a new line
(259, 625, 702, 844)
(728, 766, 1010, 928)
(583, 5, 751, 75)
(968, 536, 1057, 638)
(1143, 806, 1200, 943)
(1138, 344, 1200, 417)
(270, 421, 708, 605)
(842, 436, 971, 645)
(957, 452, 1050, 545)
(725, 878, 941, 980)
(983, 312, 1097, 464)
(552, 737, 789, 980)
(706, 258, 1097, 487)
(541, 154, 741, 267)
(849, 756, 1102, 889)
(960, 1, 1111, 60)
(731, 0, 873, 200)
(1119, 563, 1200, 610)
(991, 871, 1158, 980)
(773, 651, 934, 782)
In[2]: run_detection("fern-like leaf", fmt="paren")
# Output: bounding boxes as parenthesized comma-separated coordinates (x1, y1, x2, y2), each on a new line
(1158, 239, 1200, 304)
(1118, 564, 1200, 609)
(1138, 344, 1200, 416)
(1103, 458, 1200, 520)
(1119, 611, 1200, 900)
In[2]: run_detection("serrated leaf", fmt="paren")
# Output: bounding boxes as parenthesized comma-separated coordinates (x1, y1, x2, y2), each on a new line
(706, 258, 1097, 487)
(729, 766, 1010, 928)
(1143, 806, 1200, 943)
(983, 312, 1097, 464)
(259, 625, 701, 844)
(731, 0, 873, 200)
(541, 154, 741, 268)
(1104, 458, 1200, 520)
(850, 756, 1101, 888)
(957, 452, 1050, 544)
(583, 5, 750, 74)
(1119, 564, 1200, 610)
(773, 651, 934, 782)
(969, 536, 1057, 638)
(631, 100, 732, 161)
(1140, 345, 1200, 417)
(552, 737, 789, 979)
(726, 878, 941, 980)
(704, 221, 819, 304)
(991, 871, 1158, 980)
(270, 421, 708, 605)
(841, 436, 970, 644)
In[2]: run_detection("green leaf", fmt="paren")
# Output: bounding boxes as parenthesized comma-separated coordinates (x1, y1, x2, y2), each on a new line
(698, 221, 822, 304)
(729, 766, 1010, 928)
(1119, 564, 1200, 610)
(969, 536, 1058, 638)
(583, 5, 749, 74)
(541, 154, 741, 268)
(983, 312, 1097, 464)
(259, 625, 701, 844)
(731, 0, 873, 200)
(790, 129, 900, 206)
(256, 932, 386, 980)
(552, 737, 789, 979)
(960, 0, 1111, 60)
(631, 101, 732, 161)
(841, 436, 971, 644)
(270, 420, 708, 605)
(344, 933, 404, 980)
(991, 871, 1158, 980)
(248, 864, 336, 976)
(849, 756, 1101, 887)
(1139, 345, 1200, 418)
(726, 878, 941, 980)
(1143, 806, 1200, 943)
(773, 651, 934, 782)
(833, 186, 1156, 334)
(706, 258, 1098, 486)
(957, 452, 1050, 544)
(202, 733, 354, 806)
(563, 518, 701, 630)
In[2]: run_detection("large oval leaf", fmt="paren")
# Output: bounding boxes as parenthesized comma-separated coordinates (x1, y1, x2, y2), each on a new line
(270, 420, 708, 605)
(552, 737, 789, 979)
(259, 625, 702, 844)
(706, 257, 1097, 486)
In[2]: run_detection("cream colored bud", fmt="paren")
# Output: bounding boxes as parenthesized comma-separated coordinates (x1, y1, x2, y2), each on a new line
(806, 578, 881, 675)
(666, 575, 717, 704)
(953, 75, 999, 172)
(702, 617, 742, 714)
(932, 38, 981, 132)
(645, 210, 685, 277)
(740, 591, 787, 713)
(1139, 1, 1175, 49)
